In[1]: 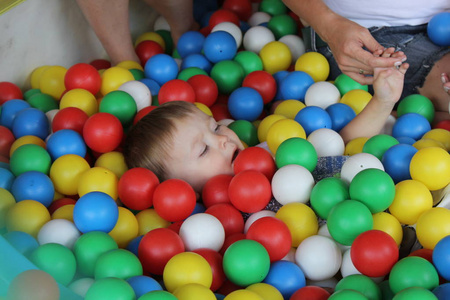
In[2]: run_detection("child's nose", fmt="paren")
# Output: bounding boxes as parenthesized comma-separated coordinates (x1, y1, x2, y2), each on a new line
(217, 134, 229, 148)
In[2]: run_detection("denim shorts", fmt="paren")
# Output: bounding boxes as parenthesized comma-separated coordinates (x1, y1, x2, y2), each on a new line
(317, 24, 450, 99)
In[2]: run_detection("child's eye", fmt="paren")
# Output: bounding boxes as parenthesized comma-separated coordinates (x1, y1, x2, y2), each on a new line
(215, 124, 221, 132)
(200, 145, 209, 157)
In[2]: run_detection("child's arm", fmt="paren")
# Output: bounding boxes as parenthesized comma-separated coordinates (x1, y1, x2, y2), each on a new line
(339, 48, 409, 144)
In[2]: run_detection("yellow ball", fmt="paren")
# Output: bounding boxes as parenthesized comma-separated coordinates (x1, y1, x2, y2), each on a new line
(52, 204, 75, 222)
(372, 212, 403, 246)
(266, 119, 306, 154)
(275, 202, 318, 247)
(224, 289, 264, 300)
(135, 31, 166, 50)
(100, 66, 135, 96)
(416, 207, 450, 249)
(6, 200, 51, 237)
(273, 99, 306, 119)
(259, 41, 292, 74)
(410, 147, 450, 191)
(78, 166, 119, 200)
(295, 52, 330, 82)
(136, 209, 170, 236)
(340, 89, 372, 114)
(173, 283, 216, 300)
(163, 252, 213, 293)
(422, 128, 450, 151)
(116, 60, 144, 71)
(108, 207, 139, 248)
(10, 135, 46, 157)
(39, 65, 68, 100)
(0, 188, 15, 229)
(50, 154, 91, 196)
(413, 138, 446, 151)
(95, 151, 128, 179)
(30, 65, 51, 90)
(257, 114, 286, 143)
(195, 102, 213, 117)
(344, 137, 369, 156)
(246, 283, 284, 300)
(60, 88, 98, 116)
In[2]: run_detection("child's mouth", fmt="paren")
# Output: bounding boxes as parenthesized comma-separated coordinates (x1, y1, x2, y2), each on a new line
(231, 149, 240, 163)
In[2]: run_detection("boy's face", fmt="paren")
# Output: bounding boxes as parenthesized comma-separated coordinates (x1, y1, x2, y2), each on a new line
(165, 109, 245, 193)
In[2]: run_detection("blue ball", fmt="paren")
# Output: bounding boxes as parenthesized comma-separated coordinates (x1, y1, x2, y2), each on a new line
(73, 191, 119, 233)
(126, 235, 143, 257)
(427, 12, 450, 46)
(3, 230, 39, 256)
(280, 71, 315, 101)
(177, 31, 206, 58)
(433, 235, 450, 281)
(144, 54, 179, 86)
(294, 106, 332, 135)
(181, 53, 212, 73)
(228, 87, 264, 121)
(203, 31, 237, 63)
(46, 129, 87, 161)
(263, 260, 306, 299)
(326, 103, 356, 132)
(381, 143, 418, 183)
(139, 78, 160, 96)
(0, 167, 15, 190)
(11, 107, 50, 140)
(396, 136, 416, 145)
(0, 99, 30, 129)
(433, 283, 450, 300)
(127, 275, 163, 298)
(11, 171, 55, 207)
(273, 70, 290, 101)
(392, 113, 431, 140)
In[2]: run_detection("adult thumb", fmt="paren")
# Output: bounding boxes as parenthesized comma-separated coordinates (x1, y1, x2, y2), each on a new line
(363, 35, 384, 53)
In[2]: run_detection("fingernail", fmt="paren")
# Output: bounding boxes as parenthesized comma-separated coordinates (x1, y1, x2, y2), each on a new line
(401, 57, 407, 62)
(394, 61, 402, 68)
(445, 86, 450, 93)
(442, 74, 447, 84)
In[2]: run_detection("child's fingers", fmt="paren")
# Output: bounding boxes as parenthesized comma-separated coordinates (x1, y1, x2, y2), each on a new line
(397, 63, 409, 75)
(381, 47, 396, 57)
(391, 51, 405, 59)
(441, 73, 449, 84)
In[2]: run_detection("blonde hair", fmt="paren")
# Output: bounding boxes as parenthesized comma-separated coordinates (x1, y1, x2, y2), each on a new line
(123, 101, 199, 181)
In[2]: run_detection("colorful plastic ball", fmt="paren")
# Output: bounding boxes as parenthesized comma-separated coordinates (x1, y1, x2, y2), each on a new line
(224, 289, 264, 300)
(0, 99, 30, 129)
(108, 206, 139, 248)
(248, 11, 271, 27)
(52, 107, 89, 134)
(395, 286, 439, 300)
(135, 31, 166, 50)
(11, 107, 49, 140)
(327, 289, 367, 300)
(187, 74, 218, 107)
(94, 151, 128, 178)
(159, 79, 196, 105)
(335, 274, 381, 300)
(181, 53, 212, 73)
(372, 211, 403, 246)
(259, 41, 292, 74)
(177, 66, 208, 81)
(432, 235, 450, 281)
(77, 166, 118, 199)
(427, 12, 450, 46)
(343, 137, 368, 156)
(279, 71, 314, 101)
(223, 239, 270, 286)
(295, 52, 330, 82)
(99, 90, 137, 126)
(173, 283, 217, 300)
(203, 30, 237, 63)
(362, 134, 399, 160)
(257, 114, 286, 143)
(117, 80, 152, 111)
(90, 59, 111, 70)
(228, 170, 271, 213)
(422, 128, 450, 151)
(94, 248, 143, 280)
(228, 120, 259, 146)
(340, 152, 384, 184)
(144, 53, 179, 86)
(6, 200, 51, 237)
(294, 106, 332, 136)
(60, 88, 98, 117)
(135, 40, 164, 66)
(339, 89, 372, 115)
(179, 213, 225, 251)
(46, 129, 86, 160)
(333, 73, 368, 96)
(8, 134, 45, 159)
(0, 187, 15, 227)
(416, 207, 450, 250)
(233, 50, 264, 76)
(205, 203, 245, 237)
(273, 99, 305, 119)
(267, 14, 297, 39)
(397, 94, 435, 123)
(26, 92, 58, 113)
(201, 174, 233, 208)
(381, 143, 418, 183)
(245, 283, 283, 300)
(118, 167, 159, 211)
(7, 269, 60, 300)
(0, 167, 14, 191)
(211, 21, 243, 49)
(243, 26, 275, 53)
(307, 128, 345, 157)
(326, 103, 355, 132)
(193, 248, 226, 292)
(208, 8, 240, 28)
(127, 275, 162, 298)
(305, 81, 340, 109)
(83, 112, 123, 153)
(266, 118, 306, 154)
(242, 70, 277, 105)
(210, 60, 245, 94)
(433, 283, 450, 299)
(139, 290, 178, 300)
(389, 256, 439, 294)
(392, 113, 431, 140)
(100, 66, 134, 96)
(290, 286, 330, 300)
(39, 65, 67, 99)
(271, 164, 315, 204)
(410, 146, 450, 191)
(133, 105, 157, 124)
(11, 171, 54, 207)
(275, 202, 318, 247)
(135, 208, 170, 236)
(85, 277, 135, 300)
(295, 234, 342, 281)
(222, 0, 252, 21)
(9, 144, 51, 176)
(228, 87, 264, 121)
(36, 218, 80, 250)
(0, 81, 23, 105)
(64, 63, 102, 95)
(310, 177, 349, 220)
(30, 66, 50, 89)
(260, 261, 304, 298)
(233, 146, 276, 180)
(49, 154, 90, 195)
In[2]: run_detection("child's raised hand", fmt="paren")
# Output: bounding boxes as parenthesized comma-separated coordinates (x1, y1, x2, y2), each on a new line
(441, 73, 450, 96)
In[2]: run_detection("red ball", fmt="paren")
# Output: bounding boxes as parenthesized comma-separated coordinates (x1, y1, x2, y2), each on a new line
(89, 59, 111, 70)
(83, 112, 123, 153)
(118, 167, 160, 210)
(153, 179, 197, 222)
(290, 286, 331, 300)
(233, 146, 277, 181)
(158, 79, 196, 105)
(133, 105, 157, 125)
(210, 102, 232, 121)
(205, 203, 244, 237)
(135, 40, 164, 67)
(408, 248, 433, 263)
(0, 82, 23, 105)
(48, 198, 77, 215)
(222, 0, 253, 21)
(0, 126, 15, 157)
(187, 74, 218, 107)
(242, 71, 277, 104)
(219, 232, 246, 256)
(246, 216, 292, 262)
(228, 170, 272, 213)
(201, 174, 233, 208)
(350, 230, 399, 277)
(138, 228, 185, 275)
(65, 63, 102, 95)
(208, 9, 240, 30)
(434, 119, 450, 131)
(193, 248, 226, 292)
(52, 107, 89, 135)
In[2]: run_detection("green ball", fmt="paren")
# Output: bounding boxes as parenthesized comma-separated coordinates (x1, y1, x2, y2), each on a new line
(23, 88, 42, 101)
(327, 200, 373, 245)
(27, 92, 59, 113)
(210, 60, 245, 94)
(29, 243, 77, 286)
(73, 231, 118, 277)
(85, 278, 135, 300)
(267, 14, 298, 39)
(329, 289, 368, 300)
(99, 90, 137, 127)
(310, 177, 349, 219)
(362, 134, 399, 160)
(389, 256, 439, 294)
(397, 94, 435, 123)
(177, 67, 208, 81)
(94, 249, 143, 280)
(334, 73, 369, 96)
(129, 69, 145, 80)
(155, 29, 174, 55)
(139, 291, 178, 300)
(392, 287, 438, 300)
(349, 168, 395, 213)
(259, 0, 288, 16)
(228, 120, 259, 146)
(10, 144, 51, 176)
(335, 274, 382, 300)
(275, 137, 318, 171)
(234, 51, 264, 76)
(223, 239, 270, 287)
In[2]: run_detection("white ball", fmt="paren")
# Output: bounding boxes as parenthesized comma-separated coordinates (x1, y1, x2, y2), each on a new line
(271, 164, 315, 205)
(317, 223, 350, 252)
(340, 152, 384, 185)
(211, 22, 243, 48)
(248, 11, 271, 27)
(46, 109, 59, 125)
(295, 235, 342, 281)
(68, 277, 95, 297)
(380, 114, 396, 136)
(153, 15, 170, 31)
(307, 128, 345, 157)
(282, 247, 297, 263)
(244, 210, 276, 233)
(118, 80, 152, 111)
(37, 219, 81, 250)
(304, 81, 341, 109)
(340, 248, 362, 278)
(243, 26, 275, 54)
(179, 213, 225, 252)
(306, 277, 339, 290)
(278, 35, 306, 64)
